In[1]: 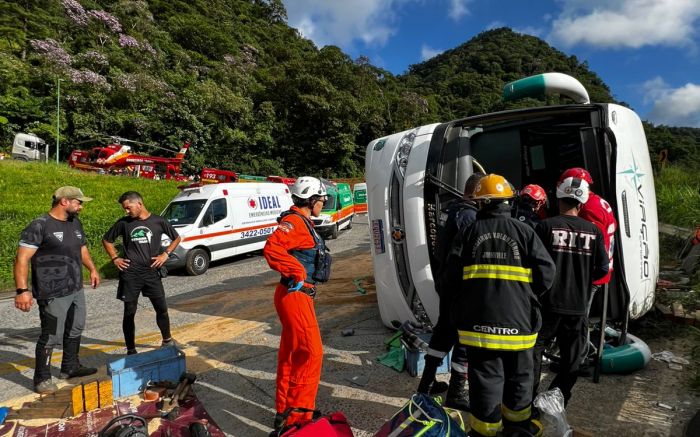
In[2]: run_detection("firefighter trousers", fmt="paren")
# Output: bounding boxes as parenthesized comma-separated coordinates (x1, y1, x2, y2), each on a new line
(426, 293, 467, 368)
(463, 346, 534, 437)
(273, 283, 323, 425)
(533, 313, 587, 406)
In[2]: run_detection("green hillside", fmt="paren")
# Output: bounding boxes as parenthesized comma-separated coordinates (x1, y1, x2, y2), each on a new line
(3, 1, 696, 177)
(0, 160, 180, 289)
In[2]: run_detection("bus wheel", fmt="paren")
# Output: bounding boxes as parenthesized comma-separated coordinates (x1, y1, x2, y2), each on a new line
(186, 248, 210, 275)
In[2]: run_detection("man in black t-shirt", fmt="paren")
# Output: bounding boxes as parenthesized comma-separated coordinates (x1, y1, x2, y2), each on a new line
(103, 191, 181, 355)
(14, 186, 100, 393)
(533, 176, 608, 407)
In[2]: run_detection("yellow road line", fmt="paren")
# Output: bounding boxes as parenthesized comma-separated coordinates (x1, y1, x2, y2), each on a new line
(0, 317, 264, 376)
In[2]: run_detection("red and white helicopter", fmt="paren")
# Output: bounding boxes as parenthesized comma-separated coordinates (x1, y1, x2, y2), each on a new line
(68, 136, 190, 180)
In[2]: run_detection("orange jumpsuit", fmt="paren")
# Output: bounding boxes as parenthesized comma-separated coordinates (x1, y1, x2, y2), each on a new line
(263, 206, 323, 425)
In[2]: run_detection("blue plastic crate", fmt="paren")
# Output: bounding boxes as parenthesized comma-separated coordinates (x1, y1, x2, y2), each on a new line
(107, 345, 186, 398)
(403, 333, 452, 377)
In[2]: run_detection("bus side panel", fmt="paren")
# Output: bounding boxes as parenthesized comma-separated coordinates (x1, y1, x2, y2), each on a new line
(609, 104, 659, 319)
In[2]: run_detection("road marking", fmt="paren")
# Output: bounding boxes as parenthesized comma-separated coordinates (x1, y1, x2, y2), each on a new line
(0, 317, 265, 376)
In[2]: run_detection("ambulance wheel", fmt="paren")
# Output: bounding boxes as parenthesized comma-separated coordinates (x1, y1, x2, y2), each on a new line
(186, 248, 209, 276)
(347, 218, 353, 230)
(330, 224, 339, 239)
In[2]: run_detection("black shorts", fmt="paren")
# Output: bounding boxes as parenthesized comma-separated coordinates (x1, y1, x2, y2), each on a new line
(117, 269, 164, 302)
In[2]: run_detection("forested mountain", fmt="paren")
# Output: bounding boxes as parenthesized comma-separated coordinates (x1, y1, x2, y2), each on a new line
(1, 0, 697, 177)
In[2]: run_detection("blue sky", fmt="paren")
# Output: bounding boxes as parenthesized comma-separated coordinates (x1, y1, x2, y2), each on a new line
(282, 0, 700, 127)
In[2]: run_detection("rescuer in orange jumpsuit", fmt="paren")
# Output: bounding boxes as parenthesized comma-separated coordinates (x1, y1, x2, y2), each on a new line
(263, 176, 330, 435)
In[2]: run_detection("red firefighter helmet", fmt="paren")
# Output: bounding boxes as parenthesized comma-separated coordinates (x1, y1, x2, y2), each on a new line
(559, 167, 593, 185)
(519, 184, 547, 211)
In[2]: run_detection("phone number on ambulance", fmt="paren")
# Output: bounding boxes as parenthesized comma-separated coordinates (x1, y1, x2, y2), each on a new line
(240, 227, 274, 238)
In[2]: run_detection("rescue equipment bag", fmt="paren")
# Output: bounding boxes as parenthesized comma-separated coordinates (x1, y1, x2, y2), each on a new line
(373, 393, 467, 437)
(274, 407, 354, 436)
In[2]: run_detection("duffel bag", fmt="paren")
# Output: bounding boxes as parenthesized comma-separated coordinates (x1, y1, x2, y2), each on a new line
(276, 407, 354, 437)
(373, 393, 467, 437)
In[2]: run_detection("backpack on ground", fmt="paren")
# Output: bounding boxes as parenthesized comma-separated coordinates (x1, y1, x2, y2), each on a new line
(373, 393, 467, 437)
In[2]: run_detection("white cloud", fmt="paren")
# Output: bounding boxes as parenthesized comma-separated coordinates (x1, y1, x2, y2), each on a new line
(421, 44, 443, 60)
(643, 76, 700, 127)
(282, 0, 414, 49)
(449, 0, 471, 21)
(549, 0, 700, 48)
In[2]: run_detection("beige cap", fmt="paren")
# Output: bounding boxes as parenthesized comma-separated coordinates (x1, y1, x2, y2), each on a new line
(53, 186, 93, 202)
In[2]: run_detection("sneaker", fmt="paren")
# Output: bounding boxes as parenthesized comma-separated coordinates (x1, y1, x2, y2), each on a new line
(126, 348, 138, 355)
(58, 364, 97, 380)
(34, 379, 58, 394)
(160, 338, 178, 348)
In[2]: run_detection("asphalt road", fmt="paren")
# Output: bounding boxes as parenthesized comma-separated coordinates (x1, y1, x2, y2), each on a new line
(0, 214, 403, 436)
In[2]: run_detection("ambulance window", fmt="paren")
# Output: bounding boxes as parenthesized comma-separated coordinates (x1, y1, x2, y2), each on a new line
(204, 198, 227, 224)
(322, 195, 338, 212)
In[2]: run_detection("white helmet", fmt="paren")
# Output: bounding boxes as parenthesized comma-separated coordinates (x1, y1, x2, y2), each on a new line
(556, 176, 589, 204)
(291, 176, 327, 199)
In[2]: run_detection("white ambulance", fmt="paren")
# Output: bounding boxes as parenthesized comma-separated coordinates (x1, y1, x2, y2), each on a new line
(366, 73, 659, 329)
(161, 182, 293, 275)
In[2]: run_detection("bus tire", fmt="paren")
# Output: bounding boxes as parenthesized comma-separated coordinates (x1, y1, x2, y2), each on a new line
(186, 248, 209, 276)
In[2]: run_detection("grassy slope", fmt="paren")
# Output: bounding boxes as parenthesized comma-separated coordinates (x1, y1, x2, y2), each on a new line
(654, 166, 700, 229)
(1, 161, 697, 289)
(0, 160, 180, 289)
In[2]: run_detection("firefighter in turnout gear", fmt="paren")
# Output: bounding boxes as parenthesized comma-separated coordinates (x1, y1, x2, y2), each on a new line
(263, 176, 329, 435)
(417, 172, 485, 410)
(444, 174, 556, 437)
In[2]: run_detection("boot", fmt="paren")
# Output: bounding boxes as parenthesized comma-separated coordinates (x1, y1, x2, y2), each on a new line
(444, 369, 470, 411)
(58, 337, 97, 379)
(502, 418, 544, 437)
(268, 412, 285, 436)
(34, 345, 53, 387)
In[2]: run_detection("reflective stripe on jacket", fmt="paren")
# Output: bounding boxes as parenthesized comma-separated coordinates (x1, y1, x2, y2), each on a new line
(447, 203, 556, 351)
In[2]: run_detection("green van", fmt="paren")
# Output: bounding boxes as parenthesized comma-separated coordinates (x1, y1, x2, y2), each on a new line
(353, 182, 367, 214)
(311, 181, 355, 239)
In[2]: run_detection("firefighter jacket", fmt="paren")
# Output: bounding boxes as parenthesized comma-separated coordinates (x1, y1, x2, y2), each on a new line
(446, 203, 556, 351)
(434, 199, 479, 295)
(263, 206, 317, 285)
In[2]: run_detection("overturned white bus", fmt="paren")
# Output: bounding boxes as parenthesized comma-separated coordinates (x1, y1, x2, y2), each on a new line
(366, 73, 658, 332)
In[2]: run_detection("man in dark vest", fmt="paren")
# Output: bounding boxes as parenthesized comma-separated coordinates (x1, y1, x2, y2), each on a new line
(14, 186, 100, 393)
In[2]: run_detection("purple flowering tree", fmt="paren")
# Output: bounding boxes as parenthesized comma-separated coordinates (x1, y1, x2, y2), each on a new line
(30, 39, 72, 68)
(118, 34, 139, 48)
(68, 68, 111, 91)
(80, 51, 109, 69)
(88, 10, 123, 33)
(62, 0, 88, 26)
